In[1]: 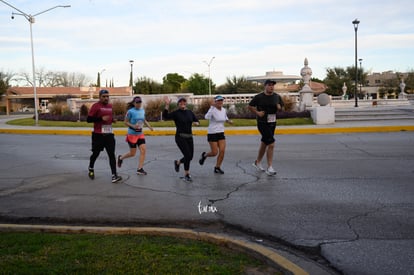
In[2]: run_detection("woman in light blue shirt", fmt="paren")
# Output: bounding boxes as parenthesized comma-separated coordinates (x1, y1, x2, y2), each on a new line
(117, 96, 153, 175)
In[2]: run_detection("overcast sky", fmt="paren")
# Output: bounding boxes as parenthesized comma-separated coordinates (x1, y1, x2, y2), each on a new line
(1, 0, 413, 87)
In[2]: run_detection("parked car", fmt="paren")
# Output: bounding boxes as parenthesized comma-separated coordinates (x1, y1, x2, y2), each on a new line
(19, 106, 35, 112)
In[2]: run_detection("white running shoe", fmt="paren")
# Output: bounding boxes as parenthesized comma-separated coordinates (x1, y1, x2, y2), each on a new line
(252, 161, 265, 171)
(265, 166, 277, 176)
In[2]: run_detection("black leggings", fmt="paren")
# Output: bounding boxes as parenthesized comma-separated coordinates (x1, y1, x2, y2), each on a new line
(89, 133, 117, 175)
(175, 135, 194, 171)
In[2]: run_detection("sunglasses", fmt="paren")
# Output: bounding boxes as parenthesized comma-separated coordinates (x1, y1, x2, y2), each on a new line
(134, 101, 142, 103)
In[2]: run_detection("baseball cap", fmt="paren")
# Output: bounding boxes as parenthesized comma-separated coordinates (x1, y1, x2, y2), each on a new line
(99, 89, 109, 95)
(133, 96, 142, 103)
(214, 95, 224, 101)
(264, 79, 276, 85)
(177, 97, 187, 103)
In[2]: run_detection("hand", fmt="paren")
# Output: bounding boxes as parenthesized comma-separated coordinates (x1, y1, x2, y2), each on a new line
(256, 111, 265, 117)
(102, 115, 110, 122)
(227, 120, 233, 125)
(193, 122, 200, 126)
(164, 96, 171, 105)
(149, 126, 154, 131)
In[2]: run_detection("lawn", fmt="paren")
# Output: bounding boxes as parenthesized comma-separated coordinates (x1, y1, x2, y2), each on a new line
(0, 232, 282, 274)
(7, 117, 313, 127)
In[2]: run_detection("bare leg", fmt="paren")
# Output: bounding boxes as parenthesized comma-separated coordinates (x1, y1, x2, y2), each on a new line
(256, 142, 267, 163)
(266, 142, 275, 168)
(138, 144, 146, 169)
(215, 139, 226, 168)
(121, 147, 137, 160)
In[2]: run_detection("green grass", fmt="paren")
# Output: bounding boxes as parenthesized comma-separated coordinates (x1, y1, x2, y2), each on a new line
(7, 117, 313, 127)
(0, 232, 282, 274)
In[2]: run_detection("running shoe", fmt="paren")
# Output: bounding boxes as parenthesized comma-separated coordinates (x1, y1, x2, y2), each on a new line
(214, 167, 224, 174)
(199, 152, 207, 165)
(184, 174, 193, 182)
(174, 160, 180, 172)
(88, 167, 94, 180)
(111, 174, 122, 183)
(252, 160, 265, 171)
(137, 168, 147, 175)
(265, 166, 277, 176)
(117, 155, 123, 168)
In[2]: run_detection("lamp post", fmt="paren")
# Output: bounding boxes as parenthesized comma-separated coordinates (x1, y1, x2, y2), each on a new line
(358, 58, 363, 98)
(203, 56, 215, 96)
(352, 18, 360, 107)
(1, 0, 70, 125)
(129, 60, 134, 93)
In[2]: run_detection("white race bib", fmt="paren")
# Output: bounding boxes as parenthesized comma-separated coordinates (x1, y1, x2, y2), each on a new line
(267, 114, 276, 123)
(102, 125, 113, 133)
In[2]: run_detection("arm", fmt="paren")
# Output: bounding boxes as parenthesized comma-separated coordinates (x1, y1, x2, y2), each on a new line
(144, 119, 154, 131)
(204, 106, 215, 120)
(192, 111, 200, 126)
(86, 104, 102, 123)
(248, 105, 265, 118)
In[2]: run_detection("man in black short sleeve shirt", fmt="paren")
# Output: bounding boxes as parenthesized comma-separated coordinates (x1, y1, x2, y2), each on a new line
(248, 79, 284, 175)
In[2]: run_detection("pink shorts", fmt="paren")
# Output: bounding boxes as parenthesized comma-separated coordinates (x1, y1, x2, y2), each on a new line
(126, 134, 145, 148)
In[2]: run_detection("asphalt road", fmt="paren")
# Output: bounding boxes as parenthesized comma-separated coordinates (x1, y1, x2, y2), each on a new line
(0, 132, 413, 275)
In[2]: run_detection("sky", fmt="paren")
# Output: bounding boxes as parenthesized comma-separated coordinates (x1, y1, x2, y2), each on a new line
(1, 0, 414, 87)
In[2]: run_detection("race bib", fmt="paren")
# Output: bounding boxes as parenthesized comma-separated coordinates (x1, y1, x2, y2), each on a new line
(102, 125, 113, 133)
(267, 114, 276, 123)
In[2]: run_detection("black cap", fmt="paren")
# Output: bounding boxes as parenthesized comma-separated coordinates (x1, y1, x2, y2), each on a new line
(99, 89, 109, 95)
(264, 79, 276, 85)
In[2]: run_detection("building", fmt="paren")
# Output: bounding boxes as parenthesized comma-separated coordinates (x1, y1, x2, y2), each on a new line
(3, 86, 132, 114)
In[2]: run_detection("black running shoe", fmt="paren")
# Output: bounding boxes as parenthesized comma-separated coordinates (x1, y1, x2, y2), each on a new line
(117, 155, 123, 168)
(137, 168, 147, 175)
(111, 174, 122, 183)
(174, 160, 180, 172)
(88, 167, 94, 180)
(214, 167, 224, 174)
(199, 152, 207, 165)
(184, 174, 193, 182)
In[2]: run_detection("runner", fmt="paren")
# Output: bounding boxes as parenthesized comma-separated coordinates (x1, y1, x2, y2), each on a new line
(163, 96, 199, 182)
(248, 79, 284, 176)
(117, 96, 153, 175)
(199, 95, 233, 174)
(86, 89, 122, 183)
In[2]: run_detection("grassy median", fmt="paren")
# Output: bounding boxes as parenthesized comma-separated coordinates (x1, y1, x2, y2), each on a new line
(7, 117, 313, 127)
(0, 232, 282, 274)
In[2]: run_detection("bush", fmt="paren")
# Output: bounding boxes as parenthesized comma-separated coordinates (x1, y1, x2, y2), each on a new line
(144, 98, 164, 121)
(112, 100, 126, 116)
(49, 103, 64, 115)
(80, 104, 89, 116)
(195, 98, 213, 117)
(282, 95, 297, 112)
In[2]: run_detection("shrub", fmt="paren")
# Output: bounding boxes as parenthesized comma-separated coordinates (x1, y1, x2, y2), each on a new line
(282, 95, 297, 112)
(195, 98, 213, 117)
(144, 98, 164, 121)
(80, 104, 89, 116)
(49, 103, 64, 115)
(112, 100, 126, 116)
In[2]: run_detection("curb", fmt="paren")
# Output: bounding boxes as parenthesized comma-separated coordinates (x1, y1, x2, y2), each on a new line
(1, 125, 413, 136)
(0, 224, 308, 275)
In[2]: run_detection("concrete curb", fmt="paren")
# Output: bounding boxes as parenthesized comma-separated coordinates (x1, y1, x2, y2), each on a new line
(0, 224, 308, 275)
(1, 125, 413, 136)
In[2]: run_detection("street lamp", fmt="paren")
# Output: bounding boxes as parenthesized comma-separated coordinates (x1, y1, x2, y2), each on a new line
(203, 56, 215, 96)
(359, 58, 363, 98)
(352, 18, 360, 107)
(129, 60, 134, 92)
(1, 0, 70, 125)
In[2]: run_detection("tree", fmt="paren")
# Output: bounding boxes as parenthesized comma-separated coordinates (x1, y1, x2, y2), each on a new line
(182, 73, 210, 95)
(323, 67, 350, 96)
(216, 76, 261, 94)
(162, 73, 186, 93)
(0, 71, 13, 96)
(134, 77, 163, 94)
